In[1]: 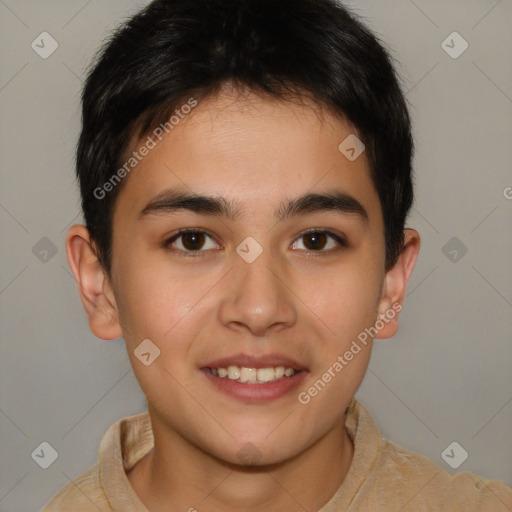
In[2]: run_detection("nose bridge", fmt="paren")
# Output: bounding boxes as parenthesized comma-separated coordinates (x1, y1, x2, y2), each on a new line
(219, 239, 297, 334)
(240, 243, 279, 296)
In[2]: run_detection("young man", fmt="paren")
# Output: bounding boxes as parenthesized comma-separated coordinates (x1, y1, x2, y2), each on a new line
(43, 0, 512, 510)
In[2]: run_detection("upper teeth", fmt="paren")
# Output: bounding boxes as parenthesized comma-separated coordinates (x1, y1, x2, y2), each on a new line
(210, 365, 297, 383)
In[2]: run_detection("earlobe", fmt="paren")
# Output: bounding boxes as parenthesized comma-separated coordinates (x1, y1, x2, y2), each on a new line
(374, 229, 421, 340)
(65, 225, 123, 341)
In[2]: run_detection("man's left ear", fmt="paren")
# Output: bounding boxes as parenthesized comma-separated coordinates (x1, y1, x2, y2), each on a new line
(374, 229, 421, 340)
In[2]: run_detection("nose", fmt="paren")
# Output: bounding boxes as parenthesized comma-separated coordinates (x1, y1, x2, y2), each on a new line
(217, 246, 298, 337)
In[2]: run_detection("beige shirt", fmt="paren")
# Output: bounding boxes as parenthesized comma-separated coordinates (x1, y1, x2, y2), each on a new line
(42, 399, 512, 511)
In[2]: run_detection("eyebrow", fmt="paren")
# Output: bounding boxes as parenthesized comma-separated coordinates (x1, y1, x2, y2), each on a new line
(138, 188, 369, 223)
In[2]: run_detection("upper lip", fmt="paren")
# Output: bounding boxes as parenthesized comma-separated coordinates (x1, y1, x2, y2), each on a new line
(201, 353, 308, 371)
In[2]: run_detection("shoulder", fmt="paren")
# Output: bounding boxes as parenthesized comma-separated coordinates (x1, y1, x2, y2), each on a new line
(41, 460, 112, 511)
(41, 412, 152, 511)
(379, 439, 512, 511)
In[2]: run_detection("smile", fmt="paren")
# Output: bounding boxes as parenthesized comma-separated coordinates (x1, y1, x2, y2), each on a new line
(204, 365, 299, 384)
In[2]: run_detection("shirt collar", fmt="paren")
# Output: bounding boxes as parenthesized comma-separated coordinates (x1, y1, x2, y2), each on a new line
(100, 411, 153, 511)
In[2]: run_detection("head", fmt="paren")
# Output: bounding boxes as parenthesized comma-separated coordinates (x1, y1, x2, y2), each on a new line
(67, 0, 420, 466)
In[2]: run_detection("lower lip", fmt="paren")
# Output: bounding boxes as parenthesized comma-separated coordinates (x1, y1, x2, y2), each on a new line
(201, 369, 308, 402)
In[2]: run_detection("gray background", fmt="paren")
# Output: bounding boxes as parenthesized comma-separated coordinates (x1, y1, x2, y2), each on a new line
(0, 0, 511, 510)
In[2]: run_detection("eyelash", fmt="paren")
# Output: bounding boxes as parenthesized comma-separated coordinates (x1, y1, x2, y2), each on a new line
(164, 228, 348, 258)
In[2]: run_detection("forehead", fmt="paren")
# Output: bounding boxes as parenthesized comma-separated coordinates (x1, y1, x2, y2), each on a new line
(114, 89, 382, 227)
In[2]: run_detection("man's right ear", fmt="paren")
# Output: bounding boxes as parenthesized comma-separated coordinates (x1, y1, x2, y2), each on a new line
(65, 225, 123, 341)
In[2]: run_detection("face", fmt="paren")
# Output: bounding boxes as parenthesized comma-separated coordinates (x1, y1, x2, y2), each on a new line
(104, 88, 391, 465)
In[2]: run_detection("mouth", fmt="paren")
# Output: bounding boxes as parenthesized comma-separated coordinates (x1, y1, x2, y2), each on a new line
(200, 354, 308, 402)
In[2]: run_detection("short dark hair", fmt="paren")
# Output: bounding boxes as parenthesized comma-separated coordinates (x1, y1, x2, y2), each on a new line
(77, 0, 414, 275)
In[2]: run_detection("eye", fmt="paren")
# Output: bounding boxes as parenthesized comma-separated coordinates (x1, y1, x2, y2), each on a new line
(291, 230, 347, 253)
(165, 229, 219, 256)
(165, 228, 347, 257)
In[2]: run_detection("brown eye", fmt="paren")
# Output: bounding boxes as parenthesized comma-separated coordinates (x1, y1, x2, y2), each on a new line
(180, 232, 206, 251)
(292, 230, 347, 253)
(302, 232, 328, 251)
(166, 229, 218, 255)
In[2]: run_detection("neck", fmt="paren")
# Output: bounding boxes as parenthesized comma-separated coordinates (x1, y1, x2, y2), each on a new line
(127, 415, 354, 512)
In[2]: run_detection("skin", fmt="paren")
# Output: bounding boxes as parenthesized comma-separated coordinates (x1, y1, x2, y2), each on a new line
(66, 84, 420, 511)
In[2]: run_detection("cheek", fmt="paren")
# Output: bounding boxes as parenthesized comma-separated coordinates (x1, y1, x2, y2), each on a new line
(301, 260, 382, 343)
(112, 255, 189, 341)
